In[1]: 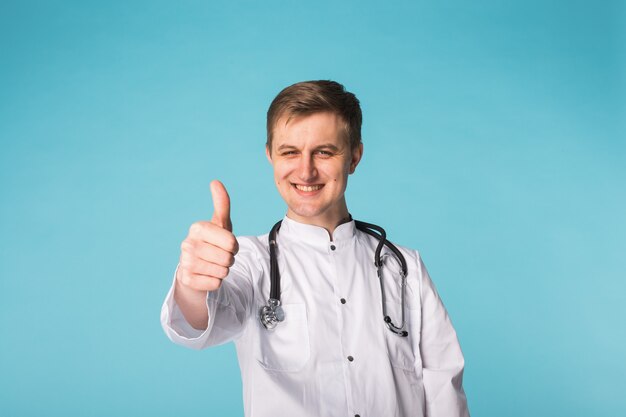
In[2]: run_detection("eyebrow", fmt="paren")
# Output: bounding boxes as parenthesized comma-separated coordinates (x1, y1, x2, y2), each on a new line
(276, 143, 341, 152)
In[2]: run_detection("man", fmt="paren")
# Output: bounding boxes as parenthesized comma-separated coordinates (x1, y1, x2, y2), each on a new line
(161, 80, 470, 417)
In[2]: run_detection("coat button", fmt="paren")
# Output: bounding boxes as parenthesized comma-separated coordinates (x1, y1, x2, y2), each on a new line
(347, 356, 354, 362)
(330, 244, 336, 250)
(340, 298, 346, 304)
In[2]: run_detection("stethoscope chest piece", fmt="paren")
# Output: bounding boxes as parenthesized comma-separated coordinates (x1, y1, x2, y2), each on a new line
(259, 298, 285, 330)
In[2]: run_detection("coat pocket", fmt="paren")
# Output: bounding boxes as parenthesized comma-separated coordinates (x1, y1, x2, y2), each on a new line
(256, 303, 311, 372)
(384, 307, 420, 371)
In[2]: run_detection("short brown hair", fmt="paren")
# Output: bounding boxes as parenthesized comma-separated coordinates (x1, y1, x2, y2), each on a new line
(266, 80, 362, 153)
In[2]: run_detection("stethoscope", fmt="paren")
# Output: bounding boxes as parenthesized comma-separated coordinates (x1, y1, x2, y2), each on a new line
(259, 219, 410, 337)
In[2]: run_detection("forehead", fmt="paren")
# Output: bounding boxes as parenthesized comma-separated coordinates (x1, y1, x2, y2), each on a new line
(272, 112, 348, 147)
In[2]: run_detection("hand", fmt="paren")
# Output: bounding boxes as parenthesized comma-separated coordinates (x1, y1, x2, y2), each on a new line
(177, 180, 239, 293)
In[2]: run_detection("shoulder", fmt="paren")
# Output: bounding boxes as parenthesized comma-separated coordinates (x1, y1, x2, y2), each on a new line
(355, 229, 426, 290)
(355, 229, 421, 265)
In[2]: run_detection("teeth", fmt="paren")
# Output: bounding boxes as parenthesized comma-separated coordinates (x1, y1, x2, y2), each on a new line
(295, 184, 322, 192)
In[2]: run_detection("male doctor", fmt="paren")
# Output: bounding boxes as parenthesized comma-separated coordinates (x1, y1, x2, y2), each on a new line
(161, 80, 470, 417)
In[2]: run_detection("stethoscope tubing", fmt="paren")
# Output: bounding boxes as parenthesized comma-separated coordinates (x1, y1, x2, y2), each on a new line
(261, 219, 409, 337)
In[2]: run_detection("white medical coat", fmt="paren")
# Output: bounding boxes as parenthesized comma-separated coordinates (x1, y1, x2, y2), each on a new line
(161, 216, 469, 417)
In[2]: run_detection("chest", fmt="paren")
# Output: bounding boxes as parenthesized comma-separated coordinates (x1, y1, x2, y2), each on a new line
(246, 240, 422, 373)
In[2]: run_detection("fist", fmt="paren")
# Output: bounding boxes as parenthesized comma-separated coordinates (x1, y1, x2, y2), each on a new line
(177, 180, 239, 292)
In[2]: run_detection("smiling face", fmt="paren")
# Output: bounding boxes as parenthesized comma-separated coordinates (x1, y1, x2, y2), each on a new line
(266, 111, 363, 232)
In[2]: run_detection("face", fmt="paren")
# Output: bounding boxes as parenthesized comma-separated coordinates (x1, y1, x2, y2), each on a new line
(266, 112, 363, 230)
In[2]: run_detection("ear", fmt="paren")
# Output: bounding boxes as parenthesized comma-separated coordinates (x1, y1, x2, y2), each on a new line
(265, 145, 273, 164)
(349, 143, 363, 174)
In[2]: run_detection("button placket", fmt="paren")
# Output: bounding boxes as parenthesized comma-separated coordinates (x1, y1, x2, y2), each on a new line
(327, 238, 354, 412)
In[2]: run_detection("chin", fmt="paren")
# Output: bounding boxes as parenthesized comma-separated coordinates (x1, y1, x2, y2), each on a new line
(289, 205, 323, 219)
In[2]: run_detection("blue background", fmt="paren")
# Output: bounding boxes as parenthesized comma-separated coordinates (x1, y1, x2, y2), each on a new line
(1, 1, 625, 416)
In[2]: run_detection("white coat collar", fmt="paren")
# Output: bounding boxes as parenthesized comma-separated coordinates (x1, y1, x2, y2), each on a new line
(279, 214, 356, 249)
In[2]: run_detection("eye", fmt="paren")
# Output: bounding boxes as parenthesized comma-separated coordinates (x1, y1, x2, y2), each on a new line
(316, 150, 333, 156)
(281, 151, 298, 156)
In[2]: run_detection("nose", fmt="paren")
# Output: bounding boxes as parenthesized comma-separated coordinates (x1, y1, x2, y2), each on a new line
(297, 154, 318, 182)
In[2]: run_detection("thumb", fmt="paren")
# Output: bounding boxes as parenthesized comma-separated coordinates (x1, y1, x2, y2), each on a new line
(210, 180, 232, 232)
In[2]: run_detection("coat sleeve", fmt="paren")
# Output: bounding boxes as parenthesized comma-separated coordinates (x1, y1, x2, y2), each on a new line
(416, 251, 470, 417)
(160, 237, 256, 350)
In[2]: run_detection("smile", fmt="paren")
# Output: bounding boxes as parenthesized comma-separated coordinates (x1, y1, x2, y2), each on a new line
(293, 184, 324, 192)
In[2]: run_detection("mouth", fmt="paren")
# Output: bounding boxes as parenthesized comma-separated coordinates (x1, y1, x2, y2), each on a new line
(292, 183, 324, 195)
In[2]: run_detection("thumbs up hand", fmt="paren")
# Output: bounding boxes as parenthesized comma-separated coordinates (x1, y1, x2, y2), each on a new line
(177, 180, 239, 293)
